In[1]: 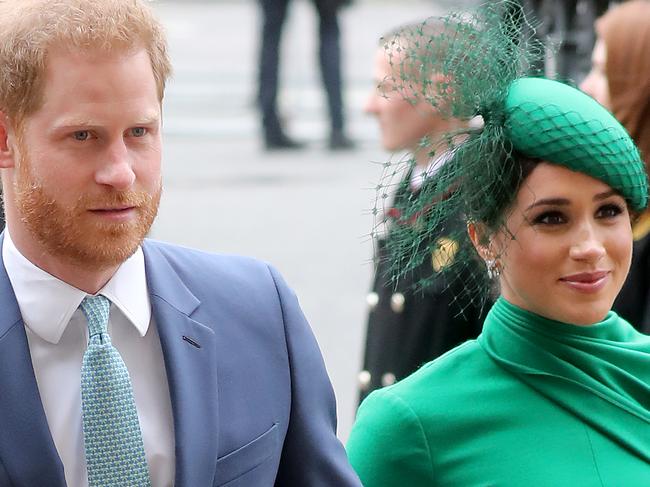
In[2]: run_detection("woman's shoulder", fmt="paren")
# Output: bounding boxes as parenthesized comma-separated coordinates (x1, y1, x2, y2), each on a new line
(349, 338, 518, 449)
(387, 339, 495, 404)
(347, 340, 500, 486)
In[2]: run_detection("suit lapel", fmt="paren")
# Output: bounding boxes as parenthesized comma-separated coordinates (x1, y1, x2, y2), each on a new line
(143, 242, 219, 486)
(0, 234, 66, 485)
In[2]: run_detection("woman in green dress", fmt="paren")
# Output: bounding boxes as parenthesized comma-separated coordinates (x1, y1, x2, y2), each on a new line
(346, 3, 650, 485)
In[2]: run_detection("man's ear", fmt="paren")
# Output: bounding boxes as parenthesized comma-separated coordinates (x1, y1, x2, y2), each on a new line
(467, 221, 492, 261)
(431, 73, 453, 92)
(429, 73, 454, 105)
(0, 111, 16, 169)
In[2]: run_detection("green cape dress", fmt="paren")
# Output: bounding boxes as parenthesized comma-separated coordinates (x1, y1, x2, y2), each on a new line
(347, 297, 650, 486)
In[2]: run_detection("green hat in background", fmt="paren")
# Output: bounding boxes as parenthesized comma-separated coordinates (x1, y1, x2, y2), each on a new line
(374, 0, 648, 312)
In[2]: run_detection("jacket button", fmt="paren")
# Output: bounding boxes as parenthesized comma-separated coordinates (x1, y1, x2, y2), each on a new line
(366, 292, 379, 310)
(390, 292, 405, 313)
(381, 372, 396, 387)
(358, 370, 372, 390)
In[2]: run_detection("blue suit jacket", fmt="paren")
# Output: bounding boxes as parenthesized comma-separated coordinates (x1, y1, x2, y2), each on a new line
(0, 237, 361, 486)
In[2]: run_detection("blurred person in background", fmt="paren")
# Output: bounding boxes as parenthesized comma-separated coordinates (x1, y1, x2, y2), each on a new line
(257, 0, 355, 150)
(581, 0, 650, 332)
(518, 0, 611, 81)
(357, 20, 485, 404)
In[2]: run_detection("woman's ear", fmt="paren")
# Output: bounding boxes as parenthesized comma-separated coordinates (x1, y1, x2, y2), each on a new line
(467, 221, 492, 261)
(468, 221, 503, 280)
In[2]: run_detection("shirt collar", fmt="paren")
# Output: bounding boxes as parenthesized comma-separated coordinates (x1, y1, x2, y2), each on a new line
(2, 230, 151, 344)
(409, 150, 453, 191)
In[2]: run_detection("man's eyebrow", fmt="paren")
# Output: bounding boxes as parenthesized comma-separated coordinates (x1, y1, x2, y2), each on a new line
(52, 119, 100, 130)
(133, 114, 162, 125)
(52, 114, 161, 130)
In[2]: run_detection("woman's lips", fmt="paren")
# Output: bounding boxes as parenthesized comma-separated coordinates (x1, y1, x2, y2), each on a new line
(559, 271, 610, 293)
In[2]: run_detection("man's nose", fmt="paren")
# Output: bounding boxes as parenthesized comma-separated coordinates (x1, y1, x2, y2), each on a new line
(94, 139, 136, 190)
(364, 91, 379, 115)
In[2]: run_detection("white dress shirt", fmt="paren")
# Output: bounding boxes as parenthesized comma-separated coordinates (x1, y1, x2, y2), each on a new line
(409, 150, 454, 191)
(2, 231, 175, 487)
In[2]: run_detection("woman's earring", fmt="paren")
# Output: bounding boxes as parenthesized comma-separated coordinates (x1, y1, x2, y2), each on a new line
(485, 259, 500, 279)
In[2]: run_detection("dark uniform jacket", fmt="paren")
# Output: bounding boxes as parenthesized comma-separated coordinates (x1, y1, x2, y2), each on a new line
(358, 173, 486, 403)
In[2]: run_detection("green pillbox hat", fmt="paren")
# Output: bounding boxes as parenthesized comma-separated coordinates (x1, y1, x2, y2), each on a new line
(504, 77, 648, 210)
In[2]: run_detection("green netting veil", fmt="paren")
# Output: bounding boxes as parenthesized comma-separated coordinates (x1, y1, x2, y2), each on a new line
(372, 0, 648, 314)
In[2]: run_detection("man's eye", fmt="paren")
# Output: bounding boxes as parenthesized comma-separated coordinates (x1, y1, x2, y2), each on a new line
(131, 127, 147, 137)
(378, 78, 396, 95)
(73, 131, 90, 141)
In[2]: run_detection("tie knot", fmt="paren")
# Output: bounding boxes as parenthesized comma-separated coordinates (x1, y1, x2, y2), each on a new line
(80, 295, 111, 337)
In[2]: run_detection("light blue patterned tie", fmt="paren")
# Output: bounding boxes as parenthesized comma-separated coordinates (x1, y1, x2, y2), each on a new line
(80, 295, 151, 487)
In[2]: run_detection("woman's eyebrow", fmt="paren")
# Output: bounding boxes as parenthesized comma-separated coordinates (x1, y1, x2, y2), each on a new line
(525, 198, 569, 211)
(525, 190, 620, 211)
(594, 190, 618, 201)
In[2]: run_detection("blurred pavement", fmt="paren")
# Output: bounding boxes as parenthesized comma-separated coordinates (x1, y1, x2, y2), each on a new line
(152, 0, 473, 441)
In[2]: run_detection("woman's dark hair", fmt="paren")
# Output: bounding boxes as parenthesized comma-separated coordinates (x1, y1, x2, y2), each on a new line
(479, 151, 541, 231)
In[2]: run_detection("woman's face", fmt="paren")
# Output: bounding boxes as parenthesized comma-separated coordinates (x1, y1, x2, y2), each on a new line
(580, 38, 612, 109)
(490, 163, 632, 325)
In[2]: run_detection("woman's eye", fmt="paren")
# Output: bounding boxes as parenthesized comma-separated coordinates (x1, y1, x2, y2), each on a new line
(532, 211, 566, 225)
(596, 203, 624, 219)
(73, 131, 90, 141)
(131, 127, 147, 137)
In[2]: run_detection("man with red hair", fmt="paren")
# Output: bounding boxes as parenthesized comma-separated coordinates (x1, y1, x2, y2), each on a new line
(0, 1, 360, 485)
